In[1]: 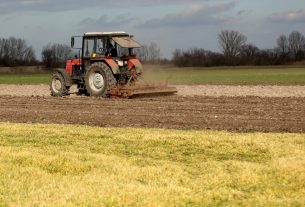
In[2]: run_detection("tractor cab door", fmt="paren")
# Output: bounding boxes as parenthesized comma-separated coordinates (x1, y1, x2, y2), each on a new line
(83, 37, 108, 59)
(82, 36, 109, 70)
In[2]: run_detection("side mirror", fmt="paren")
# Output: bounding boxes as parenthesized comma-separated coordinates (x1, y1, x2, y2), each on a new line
(71, 37, 75, 48)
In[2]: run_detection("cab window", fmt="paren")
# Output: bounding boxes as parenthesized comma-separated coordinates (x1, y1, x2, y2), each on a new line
(83, 38, 95, 57)
(96, 38, 106, 56)
(83, 37, 107, 58)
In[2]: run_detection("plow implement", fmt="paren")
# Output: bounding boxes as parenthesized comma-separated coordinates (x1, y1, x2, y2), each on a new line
(108, 84, 177, 98)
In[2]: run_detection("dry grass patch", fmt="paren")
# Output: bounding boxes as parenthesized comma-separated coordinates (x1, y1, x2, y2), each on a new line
(0, 123, 304, 206)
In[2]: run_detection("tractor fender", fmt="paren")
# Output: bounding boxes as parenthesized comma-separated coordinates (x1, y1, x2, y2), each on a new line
(105, 59, 120, 74)
(128, 59, 143, 74)
(53, 68, 73, 87)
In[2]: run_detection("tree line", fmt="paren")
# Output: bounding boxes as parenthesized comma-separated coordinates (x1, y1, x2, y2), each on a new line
(172, 30, 305, 67)
(0, 30, 305, 68)
(0, 37, 37, 66)
(0, 37, 73, 67)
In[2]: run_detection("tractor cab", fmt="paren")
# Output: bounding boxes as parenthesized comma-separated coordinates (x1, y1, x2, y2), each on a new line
(86, 32, 140, 58)
(71, 31, 142, 66)
(67, 32, 143, 87)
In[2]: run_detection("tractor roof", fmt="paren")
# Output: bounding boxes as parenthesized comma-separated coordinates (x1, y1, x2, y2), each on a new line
(112, 37, 142, 48)
(84, 31, 129, 37)
(83, 31, 142, 48)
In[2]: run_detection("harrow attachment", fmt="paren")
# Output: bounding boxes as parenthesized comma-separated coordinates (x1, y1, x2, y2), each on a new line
(108, 84, 177, 98)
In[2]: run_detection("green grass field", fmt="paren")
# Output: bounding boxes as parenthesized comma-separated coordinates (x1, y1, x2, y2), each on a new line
(0, 123, 304, 206)
(0, 66, 305, 85)
(143, 66, 305, 85)
(0, 73, 51, 84)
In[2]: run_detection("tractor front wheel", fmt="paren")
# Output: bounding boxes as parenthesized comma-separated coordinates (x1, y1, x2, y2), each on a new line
(85, 62, 116, 97)
(50, 72, 69, 97)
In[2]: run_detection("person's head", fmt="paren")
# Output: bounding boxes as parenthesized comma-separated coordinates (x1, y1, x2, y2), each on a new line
(108, 41, 114, 49)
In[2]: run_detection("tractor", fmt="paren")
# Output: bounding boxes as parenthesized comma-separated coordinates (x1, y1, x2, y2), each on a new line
(50, 31, 177, 98)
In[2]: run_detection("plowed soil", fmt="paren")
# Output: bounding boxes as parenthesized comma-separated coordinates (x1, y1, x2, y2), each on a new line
(1, 95, 304, 133)
(1, 84, 305, 97)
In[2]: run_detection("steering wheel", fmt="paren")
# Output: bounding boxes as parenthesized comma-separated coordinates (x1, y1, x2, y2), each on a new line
(98, 48, 105, 54)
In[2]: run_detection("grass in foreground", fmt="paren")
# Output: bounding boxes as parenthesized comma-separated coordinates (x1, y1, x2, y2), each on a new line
(0, 123, 304, 206)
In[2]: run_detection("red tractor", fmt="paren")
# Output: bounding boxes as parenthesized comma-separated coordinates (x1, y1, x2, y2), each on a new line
(50, 31, 176, 98)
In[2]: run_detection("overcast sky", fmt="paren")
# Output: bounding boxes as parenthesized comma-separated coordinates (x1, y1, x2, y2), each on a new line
(0, 0, 304, 58)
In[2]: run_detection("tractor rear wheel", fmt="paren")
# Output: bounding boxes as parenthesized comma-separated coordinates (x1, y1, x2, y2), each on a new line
(50, 72, 69, 97)
(85, 62, 116, 97)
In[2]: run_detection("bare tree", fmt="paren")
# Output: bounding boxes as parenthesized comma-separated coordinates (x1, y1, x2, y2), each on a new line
(137, 45, 149, 62)
(240, 44, 259, 64)
(288, 31, 305, 61)
(277, 35, 289, 55)
(218, 30, 247, 61)
(148, 42, 161, 63)
(138, 42, 162, 64)
(0, 37, 36, 66)
(42, 43, 73, 67)
(240, 44, 259, 57)
(23, 46, 36, 63)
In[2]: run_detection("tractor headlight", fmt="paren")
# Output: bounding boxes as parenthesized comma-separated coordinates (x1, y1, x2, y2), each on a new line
(118, 61, 124, 66)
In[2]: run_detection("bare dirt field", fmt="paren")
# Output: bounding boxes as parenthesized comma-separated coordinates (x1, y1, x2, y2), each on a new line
(1, 84, 305, 97)
(0, 87, 304, 132)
